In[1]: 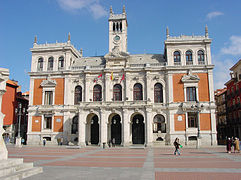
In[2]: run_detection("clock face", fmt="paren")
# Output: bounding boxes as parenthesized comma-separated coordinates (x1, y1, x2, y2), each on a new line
(114, 35, 120, 41)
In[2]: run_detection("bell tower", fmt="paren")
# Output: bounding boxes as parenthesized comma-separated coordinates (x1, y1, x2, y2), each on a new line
(108, 6, 128, 53)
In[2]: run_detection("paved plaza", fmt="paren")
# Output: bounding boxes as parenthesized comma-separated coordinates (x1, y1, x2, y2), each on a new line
(6, 145, 241, 180)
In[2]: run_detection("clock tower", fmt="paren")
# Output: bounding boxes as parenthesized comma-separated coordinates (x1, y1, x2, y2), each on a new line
(108, 6, 127, 53)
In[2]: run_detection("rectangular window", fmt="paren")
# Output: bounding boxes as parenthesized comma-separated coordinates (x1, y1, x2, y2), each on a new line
(188, 112, 197, 128)
(186, 87, 196, 101)
(44, 115, 52, 129)
(44, 91, 53, 105)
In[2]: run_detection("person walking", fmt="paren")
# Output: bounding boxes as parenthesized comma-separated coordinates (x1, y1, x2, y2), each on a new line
(173, 138, 181, 155)
(231, 137, 235, 153)
(234, 137, 240, 153)
(43, 138, 46, 146)
(227, 137, 232, 153)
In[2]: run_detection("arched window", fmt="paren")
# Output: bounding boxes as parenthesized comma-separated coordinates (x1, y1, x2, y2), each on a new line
(154, 83, 163, 103)
(74, 86, 82, 105)
(153, 115, 166, 133)
(71, 116, 78, 134)
(37, 57, 43, 71)
(133, 83, 143, 100)
(113, 84, 122, 101)
(198, 50, 205, 64)
(186, 50, 193, 65)
(116, 22, 119, 31)
(48, 57, 54, 71)
(113, 22, 115, 31)
(174, 51, 181, 65)
(93, 84, 102, 101)
(58, 56, 64, 70)
(120, 22, 122, 32)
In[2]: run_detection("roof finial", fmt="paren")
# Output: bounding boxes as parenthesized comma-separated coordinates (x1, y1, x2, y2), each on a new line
(68, 32, 71, 42)
(34, 35, 37, 44)
(205, 24, 208, 38)
(80, 48, 83, 57)
(166, 26, 169, 38)
(123, 5, 126, 14)
(110, 6, 113, 14)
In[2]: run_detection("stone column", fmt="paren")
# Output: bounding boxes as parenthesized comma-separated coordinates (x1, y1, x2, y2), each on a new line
(122, 109, 130, 146)
(0, 68, 9, 160)
(145, 108, 153, 146)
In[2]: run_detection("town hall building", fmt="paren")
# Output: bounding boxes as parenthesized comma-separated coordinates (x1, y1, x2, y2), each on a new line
(27, 6, 217, 147)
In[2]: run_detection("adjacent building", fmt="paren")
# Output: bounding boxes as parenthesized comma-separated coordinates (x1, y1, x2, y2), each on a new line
(225, 59, 241, 139)
(27, 7, 217, 147)
(214, 88, 227, 144)
(1, 80, 29, 143)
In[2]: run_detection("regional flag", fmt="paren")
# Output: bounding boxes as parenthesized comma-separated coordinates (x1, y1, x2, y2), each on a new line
(110, 72, 113, 81)
(98, 73, 102, 78)
(120, 73, 125, 83)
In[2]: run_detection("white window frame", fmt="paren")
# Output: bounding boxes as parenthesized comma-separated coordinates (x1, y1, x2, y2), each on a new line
(184, 83, 199, 102)
(42, 87, 55, 105)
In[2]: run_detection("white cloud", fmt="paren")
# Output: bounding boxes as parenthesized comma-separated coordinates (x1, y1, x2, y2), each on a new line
(56, 0, 107, 19)
(89, 3, 107, 19)
(206, 11, 223, 20)
(221, 36, 241, 55)
(213, 56, 234, 90)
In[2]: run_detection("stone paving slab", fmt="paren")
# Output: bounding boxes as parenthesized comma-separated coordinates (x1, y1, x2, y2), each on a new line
(155, 172, 241, 180)
(6, 145, 241, 180)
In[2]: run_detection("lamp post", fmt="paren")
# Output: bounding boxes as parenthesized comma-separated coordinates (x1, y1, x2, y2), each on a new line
(191, 101, 204, 149)
(15, 103, 25, 147)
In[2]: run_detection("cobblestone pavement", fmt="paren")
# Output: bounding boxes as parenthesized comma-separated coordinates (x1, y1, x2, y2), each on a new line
(6, 145, 241, 180)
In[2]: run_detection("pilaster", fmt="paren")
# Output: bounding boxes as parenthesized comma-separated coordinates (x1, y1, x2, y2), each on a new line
(145, 108, 153, 146)
(122, 109, 130, 146)
(78, 110, 86, 147)
(100, 109, 107, 147)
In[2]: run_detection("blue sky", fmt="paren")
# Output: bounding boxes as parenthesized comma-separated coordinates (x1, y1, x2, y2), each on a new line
(0, 0, 241, 92)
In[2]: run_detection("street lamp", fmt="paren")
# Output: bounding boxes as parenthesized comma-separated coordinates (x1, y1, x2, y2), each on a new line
(15, 103, 25, 147)
(191, 101, 204, 149)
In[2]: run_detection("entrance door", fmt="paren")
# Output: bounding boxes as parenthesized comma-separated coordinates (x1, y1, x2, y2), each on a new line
(132, 114, 144, 144)
(111, 115, 121, 145)
(91, 115, 99, 144)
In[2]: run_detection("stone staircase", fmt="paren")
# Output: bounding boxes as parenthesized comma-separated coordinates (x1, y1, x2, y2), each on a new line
(0, 158, 42, 180)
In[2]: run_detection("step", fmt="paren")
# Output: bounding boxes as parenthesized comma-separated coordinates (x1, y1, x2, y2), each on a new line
(0, 159, 23, 169)
(66, 145, 81, 149)
(0, 163, 33, 178)
(0, 167, 43, 180)
(129, 145, 146, 149)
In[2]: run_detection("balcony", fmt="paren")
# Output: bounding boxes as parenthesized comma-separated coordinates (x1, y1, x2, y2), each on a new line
(198, 61, 205, 65)
(174, 62, 181, 66)
(236, 90, 240, 95)
(186, 61, 193, 65)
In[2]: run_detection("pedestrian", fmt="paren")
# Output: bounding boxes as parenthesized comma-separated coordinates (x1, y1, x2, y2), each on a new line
(112, 138, 115, 147)
(234, 137, 240, 153)
(43, 138, 46, 146)
(173, 137, 181, 155)
(108, 139, 111, 147)
(227, 137, 232, 153)
(57, 138, 61, 146)
(60, 137, 63, 145)
(231, 137, 235, 153)
(21, 138, 25, 145)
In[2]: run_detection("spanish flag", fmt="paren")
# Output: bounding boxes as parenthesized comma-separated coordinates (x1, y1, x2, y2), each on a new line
(110, 72, 113, 81)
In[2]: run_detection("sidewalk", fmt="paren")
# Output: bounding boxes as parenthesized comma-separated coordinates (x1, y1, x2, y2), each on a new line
(6, 145, 241, 180)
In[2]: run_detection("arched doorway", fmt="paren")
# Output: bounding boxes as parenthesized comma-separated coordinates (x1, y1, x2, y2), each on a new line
(90, 115, 99, 144)
(111, 114, 122, 145)
(132, 114, 145, 144)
